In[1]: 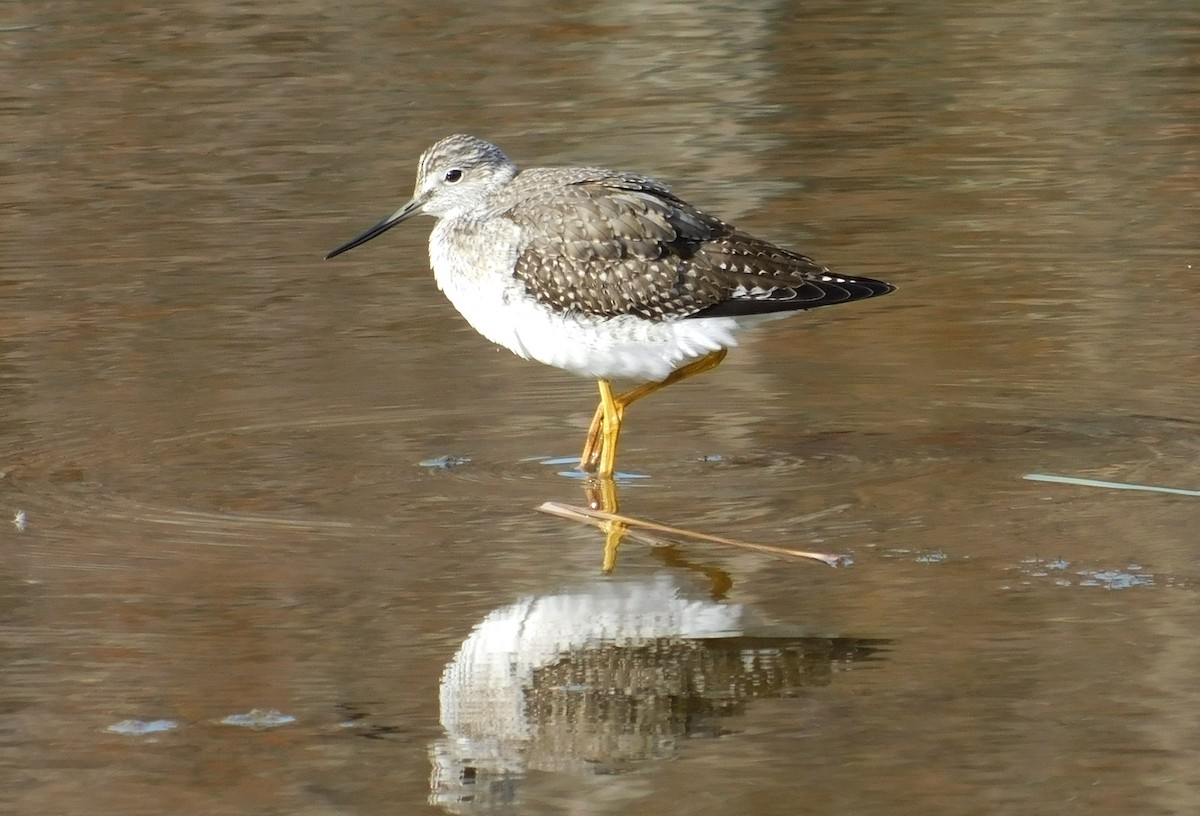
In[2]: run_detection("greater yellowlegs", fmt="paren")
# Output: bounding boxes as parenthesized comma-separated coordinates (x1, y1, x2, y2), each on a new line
(326, 135, 893, 478)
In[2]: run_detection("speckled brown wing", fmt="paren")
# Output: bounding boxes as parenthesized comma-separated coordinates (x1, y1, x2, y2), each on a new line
(506, 174, 724, 319)
(685, 230, 896, 318)
(506, 174, 893, 322)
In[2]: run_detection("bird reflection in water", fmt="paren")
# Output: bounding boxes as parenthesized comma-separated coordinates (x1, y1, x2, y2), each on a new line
(428, 572, 886, 812)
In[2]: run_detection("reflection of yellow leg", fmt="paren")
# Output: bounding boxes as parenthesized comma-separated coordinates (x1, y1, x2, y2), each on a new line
(584, 477, 623, 573)
(578, 349, 729, 477)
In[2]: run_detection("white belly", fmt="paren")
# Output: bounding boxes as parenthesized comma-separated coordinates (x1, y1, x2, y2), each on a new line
(428, 220, 754, 383)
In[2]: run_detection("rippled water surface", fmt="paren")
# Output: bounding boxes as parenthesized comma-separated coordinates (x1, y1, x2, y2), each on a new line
(3, 1, 1199, 813)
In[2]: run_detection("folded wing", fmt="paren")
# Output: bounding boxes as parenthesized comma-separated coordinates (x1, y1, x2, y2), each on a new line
(505, 173, 893, 321)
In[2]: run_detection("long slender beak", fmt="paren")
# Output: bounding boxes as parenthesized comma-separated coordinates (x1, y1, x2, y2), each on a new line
(325, 196, 424, 259)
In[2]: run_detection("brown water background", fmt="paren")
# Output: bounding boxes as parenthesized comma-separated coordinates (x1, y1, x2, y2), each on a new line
(3, 1, 1199, 814)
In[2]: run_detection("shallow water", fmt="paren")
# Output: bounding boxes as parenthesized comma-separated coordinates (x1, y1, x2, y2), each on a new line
(3, 1, 1199, 813)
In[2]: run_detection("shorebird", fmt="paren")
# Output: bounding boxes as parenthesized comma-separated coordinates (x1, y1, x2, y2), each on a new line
(326, 135, 893, 478)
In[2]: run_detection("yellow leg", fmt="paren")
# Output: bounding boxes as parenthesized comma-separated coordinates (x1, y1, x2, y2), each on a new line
(577, 349, 729, 477)
(611, 348, 729, 411)
(579, 402, 607, 471)
(595, 379, 623, 479)
(579, 379, 624, 474)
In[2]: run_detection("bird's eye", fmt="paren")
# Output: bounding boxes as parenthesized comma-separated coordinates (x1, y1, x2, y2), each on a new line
(444, 168, 463, 183)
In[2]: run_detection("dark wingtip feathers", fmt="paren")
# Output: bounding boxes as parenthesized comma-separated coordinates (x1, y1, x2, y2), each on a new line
(687, 273, 895, 319)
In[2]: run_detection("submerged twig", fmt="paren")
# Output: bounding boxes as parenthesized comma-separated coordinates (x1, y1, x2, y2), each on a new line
(537, 502, 847, 567)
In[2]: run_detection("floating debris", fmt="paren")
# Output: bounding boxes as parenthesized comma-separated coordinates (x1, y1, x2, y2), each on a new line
(220, 709, 296, 730)
(420, 455, 472, 469)
(1014, 557, 1155, 590)
(1076, 568, 1155, 590)
(12, 511, 27, 531)
(539, 501, 846, 567)
(1024, 473, 1200, 497)
(107, 719, 178, 735)
(1021, 556, 1071, 577)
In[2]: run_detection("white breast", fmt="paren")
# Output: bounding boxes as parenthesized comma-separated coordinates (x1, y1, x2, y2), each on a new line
(428, 218, 755, 383)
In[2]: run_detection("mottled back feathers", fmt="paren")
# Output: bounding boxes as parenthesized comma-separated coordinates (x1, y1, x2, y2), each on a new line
(495, 169, 892, 322)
